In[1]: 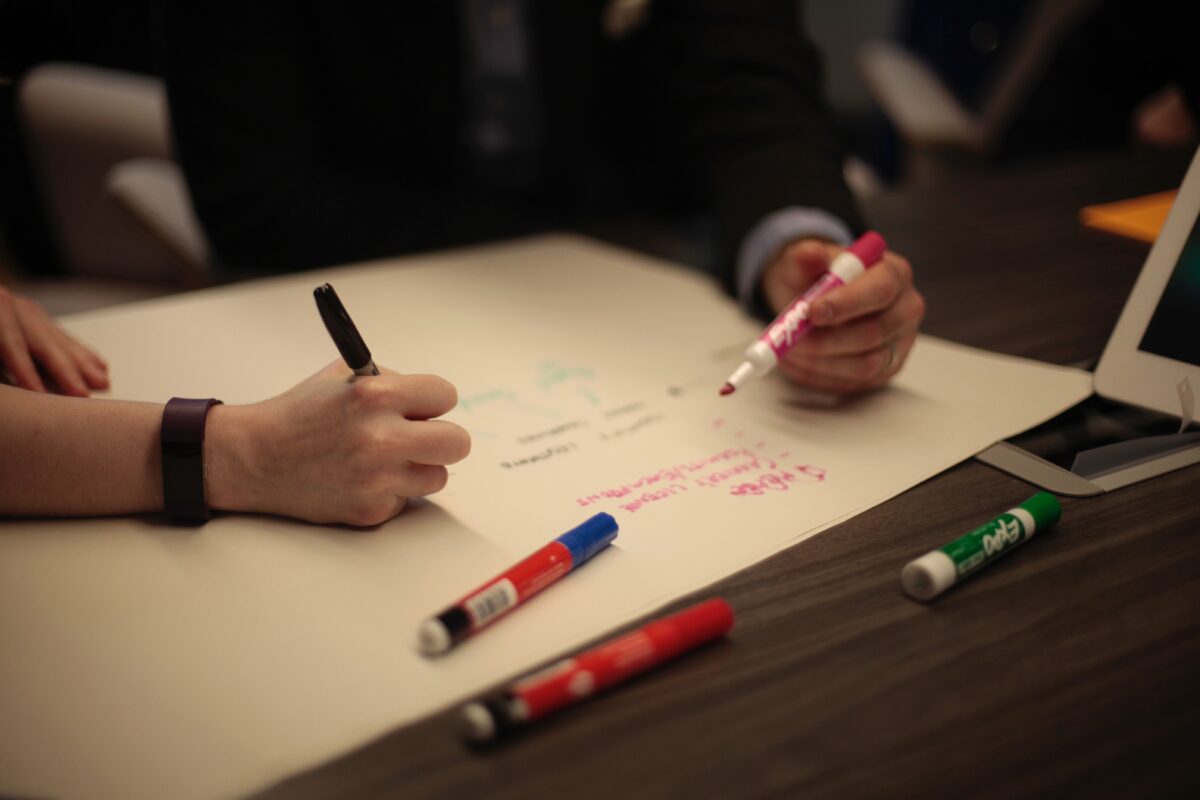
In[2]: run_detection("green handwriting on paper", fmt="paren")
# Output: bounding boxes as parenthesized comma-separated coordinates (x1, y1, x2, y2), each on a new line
(457, 388, 561, 420)
(457, 361, 602, 419)
(458, 388, 515, 411)
(538, 359, 594, 389)
(538, 360, 600, 406)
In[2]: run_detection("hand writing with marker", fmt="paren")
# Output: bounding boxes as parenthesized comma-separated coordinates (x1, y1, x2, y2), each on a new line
(761, 238, 925, 394)
(206, 361, 471, 526)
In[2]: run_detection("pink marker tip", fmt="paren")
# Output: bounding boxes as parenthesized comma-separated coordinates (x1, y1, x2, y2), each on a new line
(848, 231, 887, 268)
(719, 383, 735, 396)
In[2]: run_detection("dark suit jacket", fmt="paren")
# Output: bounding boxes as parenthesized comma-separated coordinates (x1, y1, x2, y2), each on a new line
(162, 0, 861, 294)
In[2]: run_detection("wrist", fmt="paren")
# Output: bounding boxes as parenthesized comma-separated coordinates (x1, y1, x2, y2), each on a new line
(737, 208, 854, 309)
(203, 403, 262, 513)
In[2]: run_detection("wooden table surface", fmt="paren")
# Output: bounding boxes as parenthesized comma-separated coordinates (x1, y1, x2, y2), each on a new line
(255, 151, 1200, 799)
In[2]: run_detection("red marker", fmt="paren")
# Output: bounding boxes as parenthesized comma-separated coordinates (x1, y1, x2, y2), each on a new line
(460, 598, 735, 740)
(720, 231, 888, 395)
(418, 513, 618, 656)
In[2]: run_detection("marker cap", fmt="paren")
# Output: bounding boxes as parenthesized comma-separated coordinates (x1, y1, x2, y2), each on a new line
(461, 702, 497, 742)
(460, 695, 522, 742)
(901, 551, 956, 601)
(847, 231, 886, 267)
(555, 512, 619, 566)
(313, 283, 373, 371)
(668, 597, 735, 646)
(1018, 492, 1061, 533)
(417, 617, 453, 656)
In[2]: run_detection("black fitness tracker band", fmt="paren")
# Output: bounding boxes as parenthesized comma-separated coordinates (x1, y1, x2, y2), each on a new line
(161, 397, 223, 521)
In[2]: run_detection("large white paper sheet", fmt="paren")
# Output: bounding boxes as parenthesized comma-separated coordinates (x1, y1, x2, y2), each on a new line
(0, 237, 1092, 799)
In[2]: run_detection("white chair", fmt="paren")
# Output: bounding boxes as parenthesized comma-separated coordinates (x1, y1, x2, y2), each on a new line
(106, 157, 210, 288)
(17, 62, 212, 309)
(856, 0, 1099, 180)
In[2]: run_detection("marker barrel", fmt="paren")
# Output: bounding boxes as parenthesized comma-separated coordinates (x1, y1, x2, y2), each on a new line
(721, 231, 886, 394)
(757, 271, 843, 360)
(419, 513, 618, 655)
(461, 598, 735, 741)
(901, 492, 1062, 601)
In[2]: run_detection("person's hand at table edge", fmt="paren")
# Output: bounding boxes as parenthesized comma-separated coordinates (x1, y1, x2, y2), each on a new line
(0, 285, 109, 396)
(761, 237, 925, 394)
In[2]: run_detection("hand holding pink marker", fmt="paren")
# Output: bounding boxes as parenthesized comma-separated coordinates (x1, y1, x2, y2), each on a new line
(720, 231, 888, 396)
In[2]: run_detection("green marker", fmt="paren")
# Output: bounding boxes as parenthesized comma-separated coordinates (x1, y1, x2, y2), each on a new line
(901, 492, 1062, 601)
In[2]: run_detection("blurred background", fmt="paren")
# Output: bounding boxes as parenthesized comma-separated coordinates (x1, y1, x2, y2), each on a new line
(0, 0, 1195, 315)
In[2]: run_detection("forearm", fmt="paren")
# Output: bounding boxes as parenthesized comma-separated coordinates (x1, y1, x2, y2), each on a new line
(0, 387, 261, 518)
(0, 386, 163, 516)
(1, 364, 471, 525)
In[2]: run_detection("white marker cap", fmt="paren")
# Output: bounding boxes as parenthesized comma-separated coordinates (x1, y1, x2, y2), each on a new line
(460, 702, 496, 741)
(417, 618, 452, 656)
(901, 551, 957, 601)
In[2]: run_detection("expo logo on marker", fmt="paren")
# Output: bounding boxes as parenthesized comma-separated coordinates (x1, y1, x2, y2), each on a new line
(766, 301, 811, 350)
(981, 516, 1023, 557)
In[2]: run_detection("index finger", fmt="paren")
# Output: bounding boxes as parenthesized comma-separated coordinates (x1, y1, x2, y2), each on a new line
(363, 371, 459, 420)
(395, 419, 472, 466)
(0, 291, 45, 392)
(810, 253, 913, 327)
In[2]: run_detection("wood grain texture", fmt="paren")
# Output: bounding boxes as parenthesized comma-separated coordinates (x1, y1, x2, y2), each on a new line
(254, 151, 1199, 800)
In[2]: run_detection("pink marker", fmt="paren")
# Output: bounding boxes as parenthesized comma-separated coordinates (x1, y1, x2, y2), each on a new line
(720, 231, 887, 396)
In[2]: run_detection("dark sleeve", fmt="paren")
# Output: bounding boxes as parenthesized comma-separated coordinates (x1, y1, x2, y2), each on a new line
(161, 2, 482, 273)
(651, 0, 863, 294)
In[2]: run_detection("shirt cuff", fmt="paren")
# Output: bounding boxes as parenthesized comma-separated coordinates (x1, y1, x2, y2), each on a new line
(736, 207, 854, 310)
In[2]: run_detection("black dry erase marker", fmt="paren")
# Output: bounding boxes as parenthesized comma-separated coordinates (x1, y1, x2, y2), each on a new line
(313, 283, 380, 376)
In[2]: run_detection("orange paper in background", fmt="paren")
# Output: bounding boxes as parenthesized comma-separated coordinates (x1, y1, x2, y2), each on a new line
(1080, 190, 1177, 243)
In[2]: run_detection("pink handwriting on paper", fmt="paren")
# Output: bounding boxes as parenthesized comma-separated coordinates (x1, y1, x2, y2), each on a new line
(575, 448, 827, 514)
(730, 465, 826, 496)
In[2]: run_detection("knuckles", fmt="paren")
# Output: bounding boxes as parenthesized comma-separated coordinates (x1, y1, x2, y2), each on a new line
(340, 466, 447, 526)
(349, 423, 392, 457)
(350, 420, 471, 466)
(348, 375, 395, 411)
(911, 289, 927, 323)
(345, 496, 406, 528)
(348, 373, 460, 417)
(416, 465, 450, 495)
(853, 350, 887, 380)
(860, 317, 887, 351)
(446, 425, 472, 463)
(887, 253, 914, 285)
(874, 269, 903, 308)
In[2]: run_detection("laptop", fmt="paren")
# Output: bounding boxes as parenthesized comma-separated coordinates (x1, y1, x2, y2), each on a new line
(1094, 149, 1200, 417)
(978, 146, 1200, 495)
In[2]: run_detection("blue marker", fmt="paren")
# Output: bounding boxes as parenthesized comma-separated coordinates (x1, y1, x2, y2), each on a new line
(418, 513, 619, 655)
